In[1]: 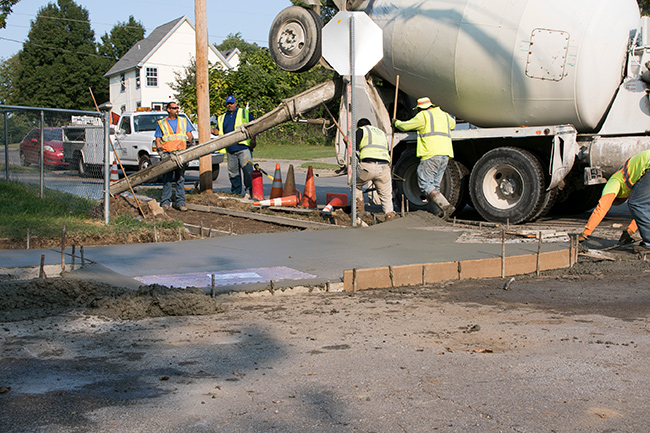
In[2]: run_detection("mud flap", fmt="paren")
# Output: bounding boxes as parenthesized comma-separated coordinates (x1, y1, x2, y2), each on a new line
(549, 126, 578, 190)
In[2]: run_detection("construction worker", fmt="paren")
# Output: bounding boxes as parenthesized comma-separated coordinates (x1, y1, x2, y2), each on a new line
(155, 102, 193, 212)
(393, 97, 456, 219)
(578, 149, 650, 252)
(211, 96, 256, 198)
(355, 118, 396, 221)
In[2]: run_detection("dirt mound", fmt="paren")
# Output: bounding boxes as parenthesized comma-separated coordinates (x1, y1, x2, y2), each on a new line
(0, 278, 223, 322)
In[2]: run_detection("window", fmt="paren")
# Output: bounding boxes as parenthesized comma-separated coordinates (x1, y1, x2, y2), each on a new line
(135, 68, 141, 89)
(118, 116, 131, 135)
(120, 74, 125, 93)
(146, 67, 158, 87)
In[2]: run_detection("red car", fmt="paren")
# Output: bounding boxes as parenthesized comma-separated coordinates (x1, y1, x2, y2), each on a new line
(19, 127, 68, 167)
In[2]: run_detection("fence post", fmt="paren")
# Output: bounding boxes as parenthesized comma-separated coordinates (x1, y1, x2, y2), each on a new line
(103, 110, 111, 225)
(40, 110, 45, 198)
(3, 112, 8, 181)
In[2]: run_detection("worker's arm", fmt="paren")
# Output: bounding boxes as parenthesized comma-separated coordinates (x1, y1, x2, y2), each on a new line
(394, 112, 425, 132)
(186, 131, 193, 142)
(155, 137, 162, 152)
(582, 193, 616, 236)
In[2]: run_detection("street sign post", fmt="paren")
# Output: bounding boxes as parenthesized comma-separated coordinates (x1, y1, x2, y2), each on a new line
(322, 11, 383, 226)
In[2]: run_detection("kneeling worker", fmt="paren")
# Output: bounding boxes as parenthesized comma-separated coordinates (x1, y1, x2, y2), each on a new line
(393, 97, 455, 219)
(355, 118, 396, 221)
(579, 149, 650, 252)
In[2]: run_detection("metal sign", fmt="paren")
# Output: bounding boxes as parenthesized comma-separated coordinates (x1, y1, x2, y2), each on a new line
(322, 11, 383, 76)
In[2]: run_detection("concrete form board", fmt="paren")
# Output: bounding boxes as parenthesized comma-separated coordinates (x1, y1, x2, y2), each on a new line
(424, 261, 460, 284)
(344, 249, 571, 292)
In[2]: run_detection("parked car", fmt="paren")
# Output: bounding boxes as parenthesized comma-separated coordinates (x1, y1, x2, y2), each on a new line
(19, 127, 68, 168)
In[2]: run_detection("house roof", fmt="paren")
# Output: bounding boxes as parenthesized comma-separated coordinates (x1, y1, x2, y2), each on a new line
(104, 15, 231, 77)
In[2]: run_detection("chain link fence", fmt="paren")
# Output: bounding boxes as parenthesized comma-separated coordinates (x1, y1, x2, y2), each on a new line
(1, 105, 111, 223)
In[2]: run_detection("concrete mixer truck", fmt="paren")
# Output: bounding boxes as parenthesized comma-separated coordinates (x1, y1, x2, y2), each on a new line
(268, 0, 650, 224)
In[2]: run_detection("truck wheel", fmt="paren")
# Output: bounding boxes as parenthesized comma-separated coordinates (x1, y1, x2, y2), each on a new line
(212, 164, 220, 181)
(553, 184, 603, 214)
(269, 6, 322, 72)
(469, 147, 545, 224)
(19, 151, 29, 166)
(138, 154, 151, 171)
(393, 149, 464, 214)
(73, 151, 87, 177)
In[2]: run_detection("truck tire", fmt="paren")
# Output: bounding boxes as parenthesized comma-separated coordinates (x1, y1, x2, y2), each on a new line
(553, 184, 604, 214)
(393, 149, 464, 214)
(19, 151, 29, 166)
(138, 154, 151, 171)
(269, 6, 322, 72)
(469, 147, 545, 224)
(212, 164, 220, 181)
(72, 151, 87, 177)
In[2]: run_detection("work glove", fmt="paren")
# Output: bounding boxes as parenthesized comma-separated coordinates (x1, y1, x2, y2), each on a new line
(391, 118, 398, 128)
(618, 228, 638, 245)
(576, 233, 588, 243)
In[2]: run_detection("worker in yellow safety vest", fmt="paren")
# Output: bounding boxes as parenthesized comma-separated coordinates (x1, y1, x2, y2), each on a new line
(355, 118, 396, 221)
(393, 97, 456, 220)
(154, 102, 194, 211)
(579, 149, 650, 252)
(211, 95, 256, 198)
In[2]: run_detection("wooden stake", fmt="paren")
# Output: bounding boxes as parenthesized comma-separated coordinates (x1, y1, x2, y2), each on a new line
(389, 75, 400, 166)
(536, 231, 542, 276)
(211, 274, 215, 298)
(71, 243, 76, 271)
(80, 246, 85, 266)
(61, 223, 66, 273)
(501, 227, 506, 278)
(26, 227, 30, 250)
(39, 254, 46, 279)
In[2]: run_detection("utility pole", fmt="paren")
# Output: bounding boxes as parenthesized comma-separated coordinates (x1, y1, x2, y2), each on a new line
(195, 0, 212, 192)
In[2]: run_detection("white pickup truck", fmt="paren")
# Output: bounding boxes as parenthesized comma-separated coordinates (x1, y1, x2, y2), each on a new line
(112, 111, 223, 179)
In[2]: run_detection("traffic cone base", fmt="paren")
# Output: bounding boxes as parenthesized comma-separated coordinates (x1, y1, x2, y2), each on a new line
(269, 163, 283, 199)
(253, 195, 298, 207)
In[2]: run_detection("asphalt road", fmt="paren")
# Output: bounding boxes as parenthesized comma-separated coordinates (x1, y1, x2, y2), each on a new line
(1, 260, 648, 432)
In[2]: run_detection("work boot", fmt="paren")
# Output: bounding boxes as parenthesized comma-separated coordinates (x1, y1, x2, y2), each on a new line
(385, 212, 397, 222)
(427, 190, 455, 220)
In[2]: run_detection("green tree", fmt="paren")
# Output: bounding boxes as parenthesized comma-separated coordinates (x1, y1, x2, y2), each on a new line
(0, 53, 18, 104)
(0, 0, 20, 29)
(97, 15, 145, 61)
(15, 0, 106, 109)
(641, 0, 650, 15)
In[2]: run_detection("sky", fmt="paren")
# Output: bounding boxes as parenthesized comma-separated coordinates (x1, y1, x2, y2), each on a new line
(0, 0, 294, 60)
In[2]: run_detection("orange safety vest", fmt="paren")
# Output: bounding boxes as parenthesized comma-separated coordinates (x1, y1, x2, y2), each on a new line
(157, 117, 188, 152)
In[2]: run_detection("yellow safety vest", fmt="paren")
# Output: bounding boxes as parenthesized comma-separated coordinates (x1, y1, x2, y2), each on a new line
(416, 107, 455, 160)
(217, 107, 251, 147)
(157, 117, 188, 152)
(358, 126, 390, 162)
(603, 149, 650, 198)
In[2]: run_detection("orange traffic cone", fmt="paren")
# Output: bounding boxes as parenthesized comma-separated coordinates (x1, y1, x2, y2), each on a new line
(283, 164, 298, 198)
(109, 159, 119, 184)
(321, 193, 348, 214)
(253, 195, 298, 207)
(269, 163, 283, 199)
(300, 166, 317, 208)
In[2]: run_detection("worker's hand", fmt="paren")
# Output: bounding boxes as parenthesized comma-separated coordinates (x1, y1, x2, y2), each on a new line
(391, 118, 398, 128)
(576, 233, 588, 243)
(618, 228, 636, 245)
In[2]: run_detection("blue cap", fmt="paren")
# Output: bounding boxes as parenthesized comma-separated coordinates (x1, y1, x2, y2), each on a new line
(225, 96, 236, 104)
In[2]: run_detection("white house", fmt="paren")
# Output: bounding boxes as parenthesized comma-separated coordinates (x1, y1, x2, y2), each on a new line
(105, 16, 239, 118)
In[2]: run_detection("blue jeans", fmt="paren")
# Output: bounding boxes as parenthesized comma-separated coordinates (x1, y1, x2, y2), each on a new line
(160, 153, 186, 207)
(628, 171, 650, 247)
(227, 148, 253, 196)
(417, 155, 449, 196)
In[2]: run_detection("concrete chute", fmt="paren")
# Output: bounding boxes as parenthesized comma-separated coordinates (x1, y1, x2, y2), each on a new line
(109, 79, 342, 196)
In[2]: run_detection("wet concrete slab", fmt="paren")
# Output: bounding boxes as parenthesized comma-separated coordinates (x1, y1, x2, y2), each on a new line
(0, 212, 569, 294)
